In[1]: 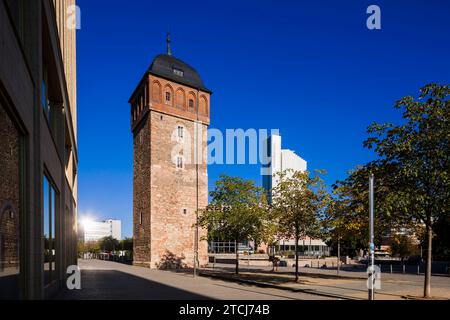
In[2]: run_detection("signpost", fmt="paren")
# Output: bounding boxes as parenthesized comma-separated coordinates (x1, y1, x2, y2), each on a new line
(368, 174, 375, 300)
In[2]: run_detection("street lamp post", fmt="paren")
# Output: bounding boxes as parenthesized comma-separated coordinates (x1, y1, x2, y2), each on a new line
(368, 174, 375, 300)
(194, 210, 199, 278)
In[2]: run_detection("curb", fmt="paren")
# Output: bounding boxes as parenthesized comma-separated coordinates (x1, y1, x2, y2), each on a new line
(199, 271, 360, 300)
(402, 295, 450, 300)
(205, 267, 367, 281)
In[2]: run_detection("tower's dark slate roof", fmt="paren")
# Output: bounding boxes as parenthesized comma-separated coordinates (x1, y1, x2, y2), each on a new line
(148, 54, 211, 93)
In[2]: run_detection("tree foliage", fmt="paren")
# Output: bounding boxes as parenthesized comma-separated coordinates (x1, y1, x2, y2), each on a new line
(364, 83, 449, 297)
(390, 234, 420, 261)
(119, 237, 133, 251)
(98, 236, 120, 253)
(326, 83, 449, 298)
(271, 169, 329, 281)
(77, 240, 100, 256)
(364, 83, 449, 227)
(198, 175, 269, 274)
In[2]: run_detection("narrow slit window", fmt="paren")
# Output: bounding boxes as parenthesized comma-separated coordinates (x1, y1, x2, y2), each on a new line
(176, 156, 184, 169)
(177, 126, 184, 140)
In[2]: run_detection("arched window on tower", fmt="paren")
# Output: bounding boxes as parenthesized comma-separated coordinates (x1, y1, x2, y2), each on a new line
(176, 89, 185, 109)
(199, 95, 208, 115)
(152, 81, 161, 103)
(164, 85, 174, 106)
(188, 92, 196, 111)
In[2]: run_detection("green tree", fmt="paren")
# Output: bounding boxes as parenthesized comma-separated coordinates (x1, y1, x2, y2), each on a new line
(78, 240, 100, 256)
(363, 83, 450, 298)
(120, 237, 133, 251)
(198, 175, 268, 274)
(325, 163, 399, 257)
(271, 169, 329, 282)
(99, 236, 120, 253)
(390, 234, 420, 262)
(323, 197, 364, 263)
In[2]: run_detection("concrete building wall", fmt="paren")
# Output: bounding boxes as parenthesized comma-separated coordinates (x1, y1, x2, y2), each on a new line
(263, 134, 307, 198)
(281, 149, 307, 174)
(0, 0, 78, 299)
(108, 220, 122, 241)
(79, 220, 122, 242)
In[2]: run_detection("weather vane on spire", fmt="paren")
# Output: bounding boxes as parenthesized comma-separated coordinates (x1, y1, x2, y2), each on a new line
(166, 32, 172, 56)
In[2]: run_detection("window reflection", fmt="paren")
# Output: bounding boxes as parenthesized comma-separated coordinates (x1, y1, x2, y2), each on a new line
(43, 175, 57, 286)
(0, 103, 21, 299)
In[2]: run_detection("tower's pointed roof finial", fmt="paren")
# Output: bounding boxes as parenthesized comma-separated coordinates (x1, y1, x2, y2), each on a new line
(166, 32, 172, 56)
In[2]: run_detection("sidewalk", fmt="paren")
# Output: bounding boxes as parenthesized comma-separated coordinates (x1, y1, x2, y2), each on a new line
(199, 266, 450, 300)
(55, 259, 333, 300)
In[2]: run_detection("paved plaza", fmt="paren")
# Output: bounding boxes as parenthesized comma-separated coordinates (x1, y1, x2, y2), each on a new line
(54, 259, 450, 300)
(55, 259, 332, 300)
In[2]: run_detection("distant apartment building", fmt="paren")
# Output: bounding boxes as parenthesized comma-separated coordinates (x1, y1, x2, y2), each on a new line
(0, 1, 78, 299)
(262, 134, 329, 257)
(263, 134, 307, 203)
(78, 219, 122, 242)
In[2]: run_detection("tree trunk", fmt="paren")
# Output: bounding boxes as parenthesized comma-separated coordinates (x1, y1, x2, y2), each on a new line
(295, 234, 299, 282)
(424, 223, 433, 298)
(337, 237, 341, 276)
(235, 239, 239, 275)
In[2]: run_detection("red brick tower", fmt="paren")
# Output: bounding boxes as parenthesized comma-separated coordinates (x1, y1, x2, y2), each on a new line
(129, 35, 211, 268)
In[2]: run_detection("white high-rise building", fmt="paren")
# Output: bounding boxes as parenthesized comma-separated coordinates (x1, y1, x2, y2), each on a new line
(78, 219, 122, 242)
(261, 135, 329, 257)
(263, 134, 307, 202)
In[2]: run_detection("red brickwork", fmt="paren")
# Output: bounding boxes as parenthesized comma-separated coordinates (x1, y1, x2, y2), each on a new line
(131, 74, 210, 269)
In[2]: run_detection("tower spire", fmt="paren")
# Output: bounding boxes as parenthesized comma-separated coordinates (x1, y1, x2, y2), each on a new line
(166, 32, 172, 56)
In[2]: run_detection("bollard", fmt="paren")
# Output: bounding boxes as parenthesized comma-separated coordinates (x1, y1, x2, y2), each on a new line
(417, 265, 420, 275)
(403, 264, 405, 274)
(390, 264, 392, 274)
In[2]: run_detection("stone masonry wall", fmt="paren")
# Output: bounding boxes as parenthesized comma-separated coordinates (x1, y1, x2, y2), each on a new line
(149, 110, 208, 269)
(133, 113, 152, 265)
(0, 103, 20, 271)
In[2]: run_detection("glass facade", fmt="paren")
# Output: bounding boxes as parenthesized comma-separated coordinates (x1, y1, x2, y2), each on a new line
(275, 244, 330, 257)
(43, 176, 57, 287)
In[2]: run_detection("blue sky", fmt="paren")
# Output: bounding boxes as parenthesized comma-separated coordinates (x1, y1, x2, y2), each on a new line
(76, 0, 450, 238)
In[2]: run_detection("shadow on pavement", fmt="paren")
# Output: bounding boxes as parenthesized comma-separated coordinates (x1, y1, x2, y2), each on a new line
(54, 270, 209, 300)
(204, 266, 362, 281)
